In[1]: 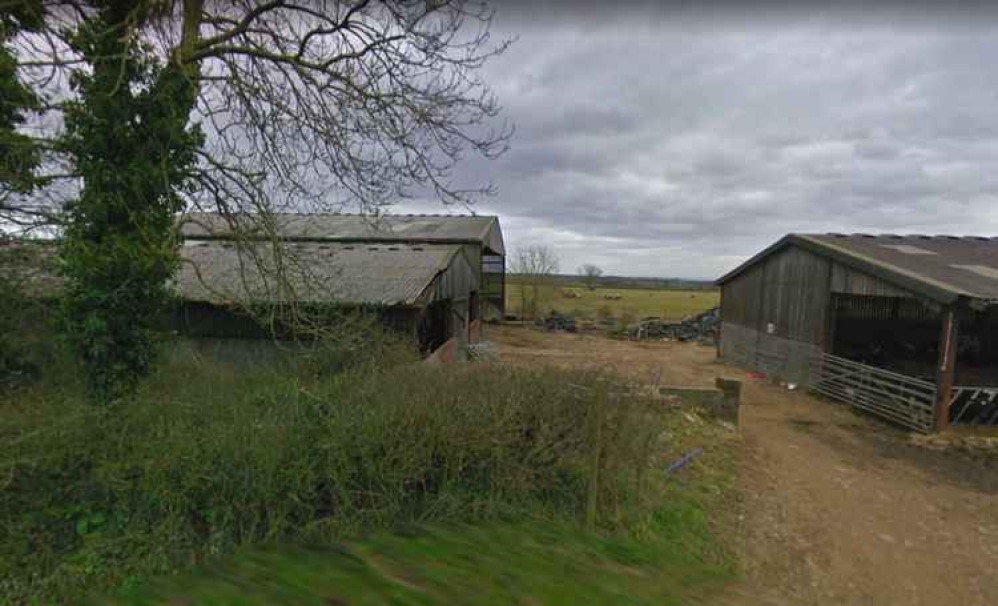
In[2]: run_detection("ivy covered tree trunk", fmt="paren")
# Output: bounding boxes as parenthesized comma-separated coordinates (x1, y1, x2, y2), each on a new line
(60, 3, 202, 403)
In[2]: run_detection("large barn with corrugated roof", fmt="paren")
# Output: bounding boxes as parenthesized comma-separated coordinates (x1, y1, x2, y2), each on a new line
(716, 233, 998, 432)
(2, 213, 505, 361)
(175, 212, 506, 358)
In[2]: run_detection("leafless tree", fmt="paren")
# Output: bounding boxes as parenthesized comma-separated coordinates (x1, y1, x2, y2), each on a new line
(510, 244, 559, 320)
(4, 0, 513, 338)
(6, 1, 512, 226)
(579, 263, 603, 291)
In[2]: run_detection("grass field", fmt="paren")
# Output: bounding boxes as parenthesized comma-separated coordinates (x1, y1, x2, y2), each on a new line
(506, 280, 719, 322)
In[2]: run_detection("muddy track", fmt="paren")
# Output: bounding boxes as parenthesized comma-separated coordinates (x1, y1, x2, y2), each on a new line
(491, 325, 998, 605)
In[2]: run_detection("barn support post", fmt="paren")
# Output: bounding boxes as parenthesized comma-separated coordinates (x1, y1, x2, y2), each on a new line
(934, 306, 959, 432)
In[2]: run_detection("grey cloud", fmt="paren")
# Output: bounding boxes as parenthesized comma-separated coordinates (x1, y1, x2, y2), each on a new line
(402, 15, 998, 279)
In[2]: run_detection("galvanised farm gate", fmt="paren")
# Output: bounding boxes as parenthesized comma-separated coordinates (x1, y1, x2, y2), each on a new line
(717, 233, 998, 433)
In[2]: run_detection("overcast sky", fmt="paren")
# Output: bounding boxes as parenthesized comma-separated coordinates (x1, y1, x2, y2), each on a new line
(400, 3, 998, 280)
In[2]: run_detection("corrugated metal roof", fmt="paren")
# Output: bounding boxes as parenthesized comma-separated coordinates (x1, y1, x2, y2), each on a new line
(717, 233, 998, 305)
(174, 241, 462, 307)
(180, 212, 504, 254)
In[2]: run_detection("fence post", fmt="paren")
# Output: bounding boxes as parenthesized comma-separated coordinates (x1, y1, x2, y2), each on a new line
(585, 392, 603, 533)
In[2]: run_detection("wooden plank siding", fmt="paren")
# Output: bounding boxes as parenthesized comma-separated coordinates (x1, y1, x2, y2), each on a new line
(719, 242, 926, 385)
(831, 264, 917, 299)
(721, 244, 832, 347)
(721, 243, 918, 348)
(719, 262, 764, 329)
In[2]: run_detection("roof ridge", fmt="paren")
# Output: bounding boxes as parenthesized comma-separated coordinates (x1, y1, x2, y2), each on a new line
(801, 232, 996, 241)
(718, 232, 998, 303)
(184, 211, 497, 219)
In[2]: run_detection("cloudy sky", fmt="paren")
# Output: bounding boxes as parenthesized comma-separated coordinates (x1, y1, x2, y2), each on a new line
(403, 3, 998, 280)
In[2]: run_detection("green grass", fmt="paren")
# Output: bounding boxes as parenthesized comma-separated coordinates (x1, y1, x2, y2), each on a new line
(506, 281, 719, 322)
(100, 404, 739, 605)
(102, 522, 728, 605)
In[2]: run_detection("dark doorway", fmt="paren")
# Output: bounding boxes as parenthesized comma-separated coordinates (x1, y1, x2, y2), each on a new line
(830, 293, 940, 382)
(419, 300, 452, 353)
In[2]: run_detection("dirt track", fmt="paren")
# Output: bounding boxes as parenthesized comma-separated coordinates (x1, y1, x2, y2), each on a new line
(490, 325, 998, 605)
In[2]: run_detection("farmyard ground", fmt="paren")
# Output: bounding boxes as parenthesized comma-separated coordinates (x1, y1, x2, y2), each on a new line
(493, 324, 998, 605)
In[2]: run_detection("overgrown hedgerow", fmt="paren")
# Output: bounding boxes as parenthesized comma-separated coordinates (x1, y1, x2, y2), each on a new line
(0, 358, 666, 602)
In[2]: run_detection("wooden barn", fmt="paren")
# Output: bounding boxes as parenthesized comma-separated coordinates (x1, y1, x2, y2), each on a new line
(173, 239, 479, 358)
(716, 233, 998, 432)
(3, 213, 505, 363)
(181, 212, 506, 324)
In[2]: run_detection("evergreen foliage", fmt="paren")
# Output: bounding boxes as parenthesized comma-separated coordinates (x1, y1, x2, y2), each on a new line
(59, 4, 203, 402)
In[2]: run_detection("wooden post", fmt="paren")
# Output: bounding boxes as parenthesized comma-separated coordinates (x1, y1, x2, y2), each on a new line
(585, 396, 603, 533)
(934, 306, 959, 432)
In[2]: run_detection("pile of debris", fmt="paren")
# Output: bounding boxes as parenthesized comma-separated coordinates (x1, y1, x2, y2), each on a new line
(633, 307, 720, 345)
(536, 310, 577, 332)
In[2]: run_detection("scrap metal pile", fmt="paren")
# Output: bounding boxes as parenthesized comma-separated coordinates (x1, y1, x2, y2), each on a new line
(633, 307, 720, 344)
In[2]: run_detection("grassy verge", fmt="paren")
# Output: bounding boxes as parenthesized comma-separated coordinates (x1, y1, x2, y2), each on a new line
(2, 278, 739, 605)
(2, 345, 743, 603)
(99, 400, 739, 604)
(103, 521, 726, 605)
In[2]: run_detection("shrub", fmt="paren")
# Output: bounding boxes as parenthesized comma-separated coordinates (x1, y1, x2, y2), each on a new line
(0, 245, 66, 393)
(0, 361, 666, 601)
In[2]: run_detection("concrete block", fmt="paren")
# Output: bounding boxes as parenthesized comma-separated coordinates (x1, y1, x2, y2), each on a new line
(659, 377, 742, 425)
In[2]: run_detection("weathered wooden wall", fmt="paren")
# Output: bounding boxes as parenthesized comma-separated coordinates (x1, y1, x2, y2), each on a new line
(721, 244, 832, 347)
(831, 264, 917, 298)
(719, 263, 763, 329)
(719, 242, 921, 382)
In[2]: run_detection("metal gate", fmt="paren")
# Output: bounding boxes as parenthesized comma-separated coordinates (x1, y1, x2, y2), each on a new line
(808, 353, 936, 433)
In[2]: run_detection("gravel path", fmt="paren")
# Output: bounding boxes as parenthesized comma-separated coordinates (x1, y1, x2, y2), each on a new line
(491, 324, 998, 605)
(727, 382, 998, 605)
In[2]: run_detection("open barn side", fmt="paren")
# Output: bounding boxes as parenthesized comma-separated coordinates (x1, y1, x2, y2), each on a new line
(718, 234, 998, 432)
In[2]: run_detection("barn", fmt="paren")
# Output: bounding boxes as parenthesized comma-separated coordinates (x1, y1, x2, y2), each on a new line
(175, 213, 506, 360)
(2, 213, 505, 363)
(716, 233, 998, 432)
(181, 212, 505, 322)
